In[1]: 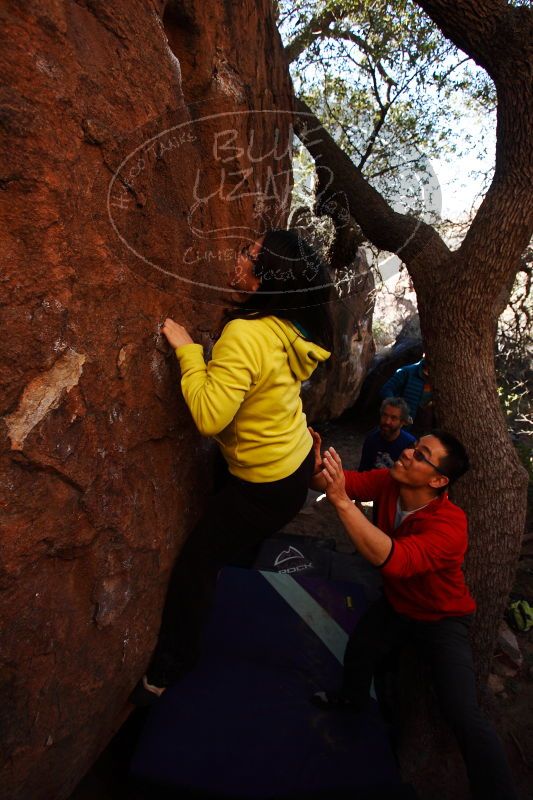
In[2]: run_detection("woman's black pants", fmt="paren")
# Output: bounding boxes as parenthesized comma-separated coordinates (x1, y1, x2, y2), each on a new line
(147, 447, 314, 686)
(341, 595, 517, 800)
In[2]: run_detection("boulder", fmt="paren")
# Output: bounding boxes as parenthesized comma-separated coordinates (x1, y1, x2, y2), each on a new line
(295, 215, 375, 421)
(302, 248, 375, 421)
(354, 314, 423, 416)
(0, 1, 292, 798)
(372, 267, 418, 348)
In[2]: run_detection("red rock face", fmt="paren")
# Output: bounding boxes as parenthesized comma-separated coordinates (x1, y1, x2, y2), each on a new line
(0, 2, 293, 798)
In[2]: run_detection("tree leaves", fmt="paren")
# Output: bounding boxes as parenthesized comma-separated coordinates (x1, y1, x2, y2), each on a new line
(280, 0, 496, 217)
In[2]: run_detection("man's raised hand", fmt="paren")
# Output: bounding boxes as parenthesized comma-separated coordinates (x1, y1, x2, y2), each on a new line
(322, 447, 349, 508)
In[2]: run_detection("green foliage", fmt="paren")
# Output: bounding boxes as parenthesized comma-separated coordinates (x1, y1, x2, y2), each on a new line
(279, 0, 496, 214)
(498, 383, 531, 437)
(371, 319, 392, 348)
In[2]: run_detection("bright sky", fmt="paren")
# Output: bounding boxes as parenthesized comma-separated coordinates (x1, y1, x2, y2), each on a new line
(432, 116, 496, 223)
(377, 108, 496, 282)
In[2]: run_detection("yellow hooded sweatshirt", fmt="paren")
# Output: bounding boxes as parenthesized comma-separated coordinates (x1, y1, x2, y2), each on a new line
(175, 316, 330, 482)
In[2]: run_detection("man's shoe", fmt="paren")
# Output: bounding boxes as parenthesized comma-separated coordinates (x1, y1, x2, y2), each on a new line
(310, 690, 360, 711)
(130, 675, 166, 707)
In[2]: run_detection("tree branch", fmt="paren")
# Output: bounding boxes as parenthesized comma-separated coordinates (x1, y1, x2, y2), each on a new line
(414, 1, 533, 285)
(293, 97, 450, 273)
(318, 28, 396, 85)
(321, 92, 362, 159)
(285, 3, 350, 63)
(357, 100, 391, 171)
(286, 11, 397, 90)
(415, 0, 528, 79)
(289, 1, 532, 302)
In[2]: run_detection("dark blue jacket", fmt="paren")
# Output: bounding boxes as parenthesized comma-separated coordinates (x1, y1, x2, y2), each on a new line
(380, 359, 428, 420)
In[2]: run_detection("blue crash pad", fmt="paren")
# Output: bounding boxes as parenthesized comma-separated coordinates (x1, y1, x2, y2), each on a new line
(130, 567, 403, 798)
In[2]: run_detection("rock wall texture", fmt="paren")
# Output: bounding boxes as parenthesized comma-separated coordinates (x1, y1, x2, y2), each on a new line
(0, 1, 293, 798)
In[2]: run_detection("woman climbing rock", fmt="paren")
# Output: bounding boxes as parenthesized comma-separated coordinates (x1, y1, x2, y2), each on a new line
(140, 229, 334, 697)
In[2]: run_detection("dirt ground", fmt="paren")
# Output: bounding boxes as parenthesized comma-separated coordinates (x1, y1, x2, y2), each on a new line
(284, 414, 533, 800)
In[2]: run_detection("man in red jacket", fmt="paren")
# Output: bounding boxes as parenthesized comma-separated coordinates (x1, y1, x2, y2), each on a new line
(310, 429, 516, 800)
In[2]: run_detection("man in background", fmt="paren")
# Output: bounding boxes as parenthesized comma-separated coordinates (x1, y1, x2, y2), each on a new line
(380, 356, 434, 435)
(359, 397, 415, 472)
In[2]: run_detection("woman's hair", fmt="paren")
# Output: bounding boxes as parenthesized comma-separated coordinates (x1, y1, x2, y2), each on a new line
(225, 229, 334, 350)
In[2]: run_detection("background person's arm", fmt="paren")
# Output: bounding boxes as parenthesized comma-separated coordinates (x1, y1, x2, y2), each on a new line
(380, 366, 407, 400)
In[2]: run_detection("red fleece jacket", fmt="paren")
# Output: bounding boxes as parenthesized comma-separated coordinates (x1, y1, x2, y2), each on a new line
(344, 468, 476, 620)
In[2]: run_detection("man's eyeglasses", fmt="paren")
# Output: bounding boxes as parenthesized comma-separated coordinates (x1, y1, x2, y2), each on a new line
(412, 446, 448, 477)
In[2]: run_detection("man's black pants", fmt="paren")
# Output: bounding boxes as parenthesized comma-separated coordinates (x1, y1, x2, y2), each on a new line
(147, 447, 314, 686)
(342, 595, 517, 800)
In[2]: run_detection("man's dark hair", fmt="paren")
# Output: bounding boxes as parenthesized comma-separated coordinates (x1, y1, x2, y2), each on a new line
(225, 229, 334, 351)
(431, 429, 470, 488)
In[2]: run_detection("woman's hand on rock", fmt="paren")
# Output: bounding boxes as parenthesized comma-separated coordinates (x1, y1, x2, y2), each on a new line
(161, 318, 194, 349)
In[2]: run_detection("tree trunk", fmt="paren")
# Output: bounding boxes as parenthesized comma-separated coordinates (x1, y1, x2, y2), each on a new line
(415, 265, 528, 677)
(379, 253, 528, 800)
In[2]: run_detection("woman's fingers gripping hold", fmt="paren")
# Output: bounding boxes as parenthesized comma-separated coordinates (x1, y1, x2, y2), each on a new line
(161, 318, 194, 349)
